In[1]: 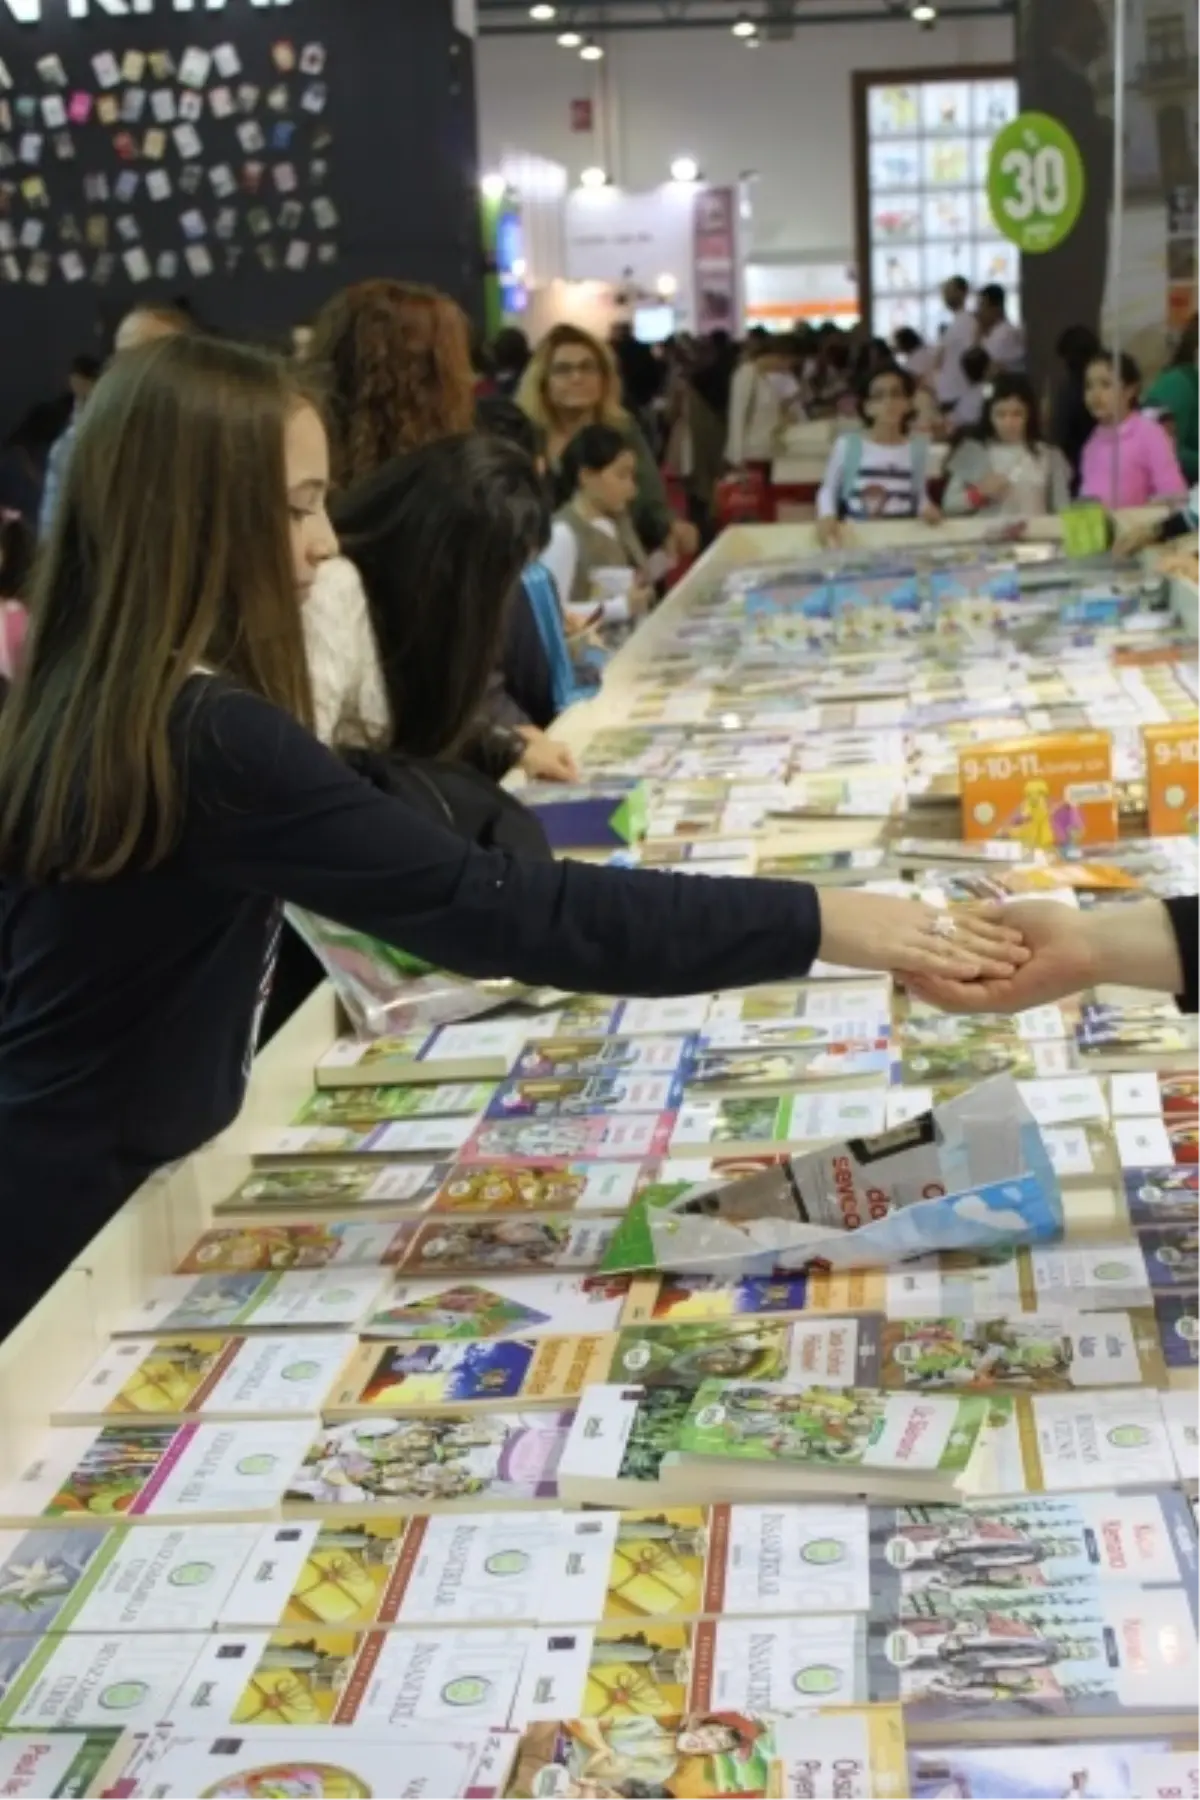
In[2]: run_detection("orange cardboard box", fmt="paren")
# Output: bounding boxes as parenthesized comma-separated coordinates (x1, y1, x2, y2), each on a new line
(959, 731, 1117, 849)
(1145, 720, 1199, 837)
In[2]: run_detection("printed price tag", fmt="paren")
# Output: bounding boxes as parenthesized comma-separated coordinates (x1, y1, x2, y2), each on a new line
(959, 730, 1116, 849)
(1144, 719, 1199, 837)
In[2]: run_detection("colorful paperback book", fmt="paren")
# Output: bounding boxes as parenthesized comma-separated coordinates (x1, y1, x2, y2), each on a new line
(1117, 1112, 1200, 1170)
(606, 1316, 884, 1390)
(215, 1160, 448, 1216)
(884, 1242, 1155, 1320)
(1155, 1292, 1199, 1371)
(215, 1517, 410, 1631)
(898, 1039, 1077, 1085)
(705, 979, 892, 1028)
(422, 1159, 647, 1215)
(0, 1522, 269, 1635)
(360, 1273, 631, 1340)
(0, 1421, 316, 1527)
(282, 1412, 571, 1514)
(324, 1334, 612, 1417)
(0, 1729, 124, 1798)
(1161, 1388, 1198, 1483)
(460, 1113, 676, 1164)
(682, 1042, 893, 1093)
(51, 1334, 355, 1424)
(106, 1725, 518, 1800)
(394, 1214, 615, 1276)
(175, 1623, 532, 1731)
(513, 1619, 692, 1724)
(0, 1631, 213, 1734)
(623, 1270, 811, 1325)
(1139, 1222, 1199, 1289)
(112, 1269, 389, 1335)
(511, 1035, 694, 1080)
(509, 1707, 909, 1800)
(484, 1071, 685, 1121)
(253, 1118, 480, 1160)
(668, 1088, 889, 1156)
(174, 1220, 409, 1273)
(755, 847, 888, 881)
(675, 1383, 991, 1503)
(1123, 1165, 1198, 1227)
(870, 1489, 1198, 1596)
(877, 1311, 1165, 1393)
(975, 1388, 1182, 1497)
(292, 1080, 497, 1127)
(907, 1742, 1194, 1800)
(315, 1018, 530, 1087)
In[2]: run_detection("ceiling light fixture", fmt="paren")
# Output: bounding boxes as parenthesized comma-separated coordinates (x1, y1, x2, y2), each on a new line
(480, 171, 507, 201)
(556, 28, 582, 46)
(910, 3, 938, 20)
(529, 3, 557, 19)
(670, 155, 700, 183)
(579, 37, 605, 59)
(579, 165, 608, 187)
(731, 13, 757, 37)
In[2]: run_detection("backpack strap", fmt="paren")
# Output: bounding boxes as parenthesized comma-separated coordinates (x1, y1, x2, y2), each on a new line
(910, 432, 931, 508)
(838, 431, 864, 513)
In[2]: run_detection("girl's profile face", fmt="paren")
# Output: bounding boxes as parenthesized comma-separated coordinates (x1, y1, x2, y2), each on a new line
(584, 447, 638, 515)
(1084, 359, 1127, 423)
(990, 396, 1029, 444)
(865, 372, 910, 431)
(284, 402, 338, 600)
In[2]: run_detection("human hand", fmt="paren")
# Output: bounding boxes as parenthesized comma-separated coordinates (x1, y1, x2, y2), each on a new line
(518, 732, 579, 784)
(669, 517, 701, 561)
(629, 581, 655, 617)
(817, 893, 1029, 983)
(816, 516, 845, 549)
(1113, 521, 1157, 559)
(977, 471, 1010, 502)
(919, 498, 943, 526)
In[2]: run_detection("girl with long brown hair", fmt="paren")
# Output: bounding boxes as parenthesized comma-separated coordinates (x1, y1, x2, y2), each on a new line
(0, 332, 1024, 1334)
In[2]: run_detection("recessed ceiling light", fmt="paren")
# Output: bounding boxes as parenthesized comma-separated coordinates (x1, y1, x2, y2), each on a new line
(670, 155, 700, 183)
(911, 3, 937, 19)
(579, 165, 608, 187)
(731, 13, 757, 36)
(557, 29, 582, 46)
(529, 3, 557, 19)
(579, 37, 604, 59)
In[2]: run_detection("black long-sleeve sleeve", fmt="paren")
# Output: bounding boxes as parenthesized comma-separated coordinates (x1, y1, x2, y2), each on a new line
(1166, 896, 1198, 1014)
(184, 683, 822, 997)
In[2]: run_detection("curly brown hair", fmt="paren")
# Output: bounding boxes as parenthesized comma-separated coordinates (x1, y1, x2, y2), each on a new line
(307, 279, 476, 488)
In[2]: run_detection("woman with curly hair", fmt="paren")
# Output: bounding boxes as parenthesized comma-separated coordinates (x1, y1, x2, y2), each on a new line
(518, 322, 697, 561)
(307, 279, 476, 488)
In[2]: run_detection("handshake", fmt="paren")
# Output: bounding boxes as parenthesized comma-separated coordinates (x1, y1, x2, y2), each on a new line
(817, 890, 1190, 1013)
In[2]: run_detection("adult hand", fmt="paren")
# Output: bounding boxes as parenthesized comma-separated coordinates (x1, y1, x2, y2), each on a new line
(919, 498, 943, 527)
(816, 516, 845, 549)
(669, 517, 701, 561)
(906, 897, 1183, 1013)
(518, 731, 579, 784)
(817, 892, 1029, 983)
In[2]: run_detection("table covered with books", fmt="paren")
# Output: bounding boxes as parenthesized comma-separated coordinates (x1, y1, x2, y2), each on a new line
(0, 515, 1197, 1800)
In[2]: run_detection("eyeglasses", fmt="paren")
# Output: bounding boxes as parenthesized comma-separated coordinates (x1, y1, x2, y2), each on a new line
(549, 358, 600, 378)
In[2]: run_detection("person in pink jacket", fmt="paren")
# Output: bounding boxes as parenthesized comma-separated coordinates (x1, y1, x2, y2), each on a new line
(1079, 349, 1187, 507)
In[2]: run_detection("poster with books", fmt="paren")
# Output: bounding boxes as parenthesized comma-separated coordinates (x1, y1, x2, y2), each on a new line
(604, 1075, 1061, 1278)
(282, 1412, 571, 1513)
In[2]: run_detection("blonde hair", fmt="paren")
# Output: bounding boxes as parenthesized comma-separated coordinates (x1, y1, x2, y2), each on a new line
(516, 323, 629, 437)
(0, 334, 313, 881)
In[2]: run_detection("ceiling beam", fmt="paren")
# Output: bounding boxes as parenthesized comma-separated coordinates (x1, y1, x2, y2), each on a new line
(478, 3, 1013, 33)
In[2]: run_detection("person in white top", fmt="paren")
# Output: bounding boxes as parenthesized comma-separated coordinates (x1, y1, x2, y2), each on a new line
(725, 336, 803, 467)
(943, 372, 1072, 519)
(976, 283, 1026, 373)
(816, 362, 939, 547)
(933, 274, 978, 411)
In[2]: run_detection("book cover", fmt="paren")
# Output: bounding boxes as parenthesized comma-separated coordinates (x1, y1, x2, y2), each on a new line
(174, 1221, 409, 1273)
(114, 1270, 389, 1335)
(512, 1036, 694, 1080)
(426, 1159, 646, 1216)
(682, 1043, 893, 1094)
(253, 1118, 480, 1160)
(888, 1243, 1158, 1322)
(360, 1274, 631, 1341)
(1123, 1165, 1198, 1228)
(607, 1316, 883, 1391)
(1161, 1389, 1198, 1483)
(293, 1081, 497, 1127)
(689, 1611, 869, 1714)
(460, 1113, 676, 1165)
(677, 1384, 989, 1496)
(558, 1386, 696, 1509)
(315, 1018, 528, 1087)
(514, 1620, 693, 1724)
(0, 1630, 210, 1732)
(1154, 1292, 1199, 1370)
(1139, 1223, 1199, 1290)
(484, 1072, 685, 1122)
(281, 1413, 571, 1513)
(976, 1389, 1180, 1497)
(394, 1215, 615, 1277)
(105, 1726, 518, 1800)
(325, 1334, 611, 1417)
(706, 979, 892, 1028)
(871, 1489, 1198, 1596)
(178, 1623, 532, 1731)
(907, 1742, 1193, 1800)
(215, 1160, 447, 1216)
(627, 1271, 811, 1325)
(0, 1730, 125, 1798)
(707, 1502, 873, 1619)
(878, 1312, 1165, 1393)
(668, 1088, 888, 1154)
(899, 1040, 1077, 1086)
(52, 1334, 355, 1424)
(0, 1421, 316, 1527)
(754, 848, 887, 881)
(16, 1522, 268, 1636)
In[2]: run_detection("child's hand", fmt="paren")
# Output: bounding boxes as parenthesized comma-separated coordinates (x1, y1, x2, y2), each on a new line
(977, 471, 1010, 502)
(919, 498, 942, 527)
(629, 581, 655, 617)
(518, 730, 579, 784)
(816, 516, 844, 549)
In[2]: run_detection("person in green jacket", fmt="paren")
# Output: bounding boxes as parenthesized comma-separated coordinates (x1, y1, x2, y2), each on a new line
(517, 322, 698, 563)
(1145, 313, 1198, 483)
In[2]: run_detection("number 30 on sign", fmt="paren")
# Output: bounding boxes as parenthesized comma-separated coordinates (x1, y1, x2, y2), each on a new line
(959, 731, 1117, 851)
(987, 112, 1085, 253)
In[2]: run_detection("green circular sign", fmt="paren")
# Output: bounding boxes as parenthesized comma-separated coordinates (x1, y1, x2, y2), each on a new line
(987, 111, 1085, 252)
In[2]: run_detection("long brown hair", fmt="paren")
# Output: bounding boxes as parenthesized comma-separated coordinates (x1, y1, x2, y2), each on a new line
(0, 334, 313, 882)
(307, 279, 475, 488)
(516, 322, 628, 439)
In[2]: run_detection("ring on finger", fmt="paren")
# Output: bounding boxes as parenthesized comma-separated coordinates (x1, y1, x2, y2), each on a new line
(928, 913, 958, 939)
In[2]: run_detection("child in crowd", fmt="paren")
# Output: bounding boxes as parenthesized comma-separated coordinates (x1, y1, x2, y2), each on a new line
(725, 335, 803, 470)
(949, 345, 990, 431)
(816, 362, 937, 547)
(943, 373, 1072, 519)
(552, 423, 654, 644)
(0, 511, 34, 682)
(1079, 350, 1187, 509)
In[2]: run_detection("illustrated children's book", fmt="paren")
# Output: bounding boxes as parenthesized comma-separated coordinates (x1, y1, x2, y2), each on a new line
(215, 1159, 448, 1216)
(0, 1421, 317, 1528)
(393, 1214, 615, 1277)
(511, 1035, 695, 1080)
(1155, 1291, 1199, 1372)
(877, 1311, 1165, 1393)
(252, 1118, 480, 1160)
(682, 1042, 893, 1094)
(112, 1269, 390, 1335)
(884, 1240, 1156, 1321)
(459, 1112, 676, 1165)
(173, 1221, 408, 1273)
(324, 1334, 612, 1419)
(606, 1316, 884, 1391)
(605, 1075, 1062, 1279)
(484, 1071, 685, 1121)
(281, 1412, 572, 1515)
(52, 1333, 355, 1425)
(361, 1273, 631, 1341)
(315, 1017, 530, 1087)
(105, 1726, 518, 1800)
(0, 1729, 127, 1799)
(0, 1630, 221, 1734)
(1139, 1222, 1200, 1290)
(293, 1080, 497, 1128)
(1123, 1164, 1198, 1228)
(907, 1742, 1196, 1800)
